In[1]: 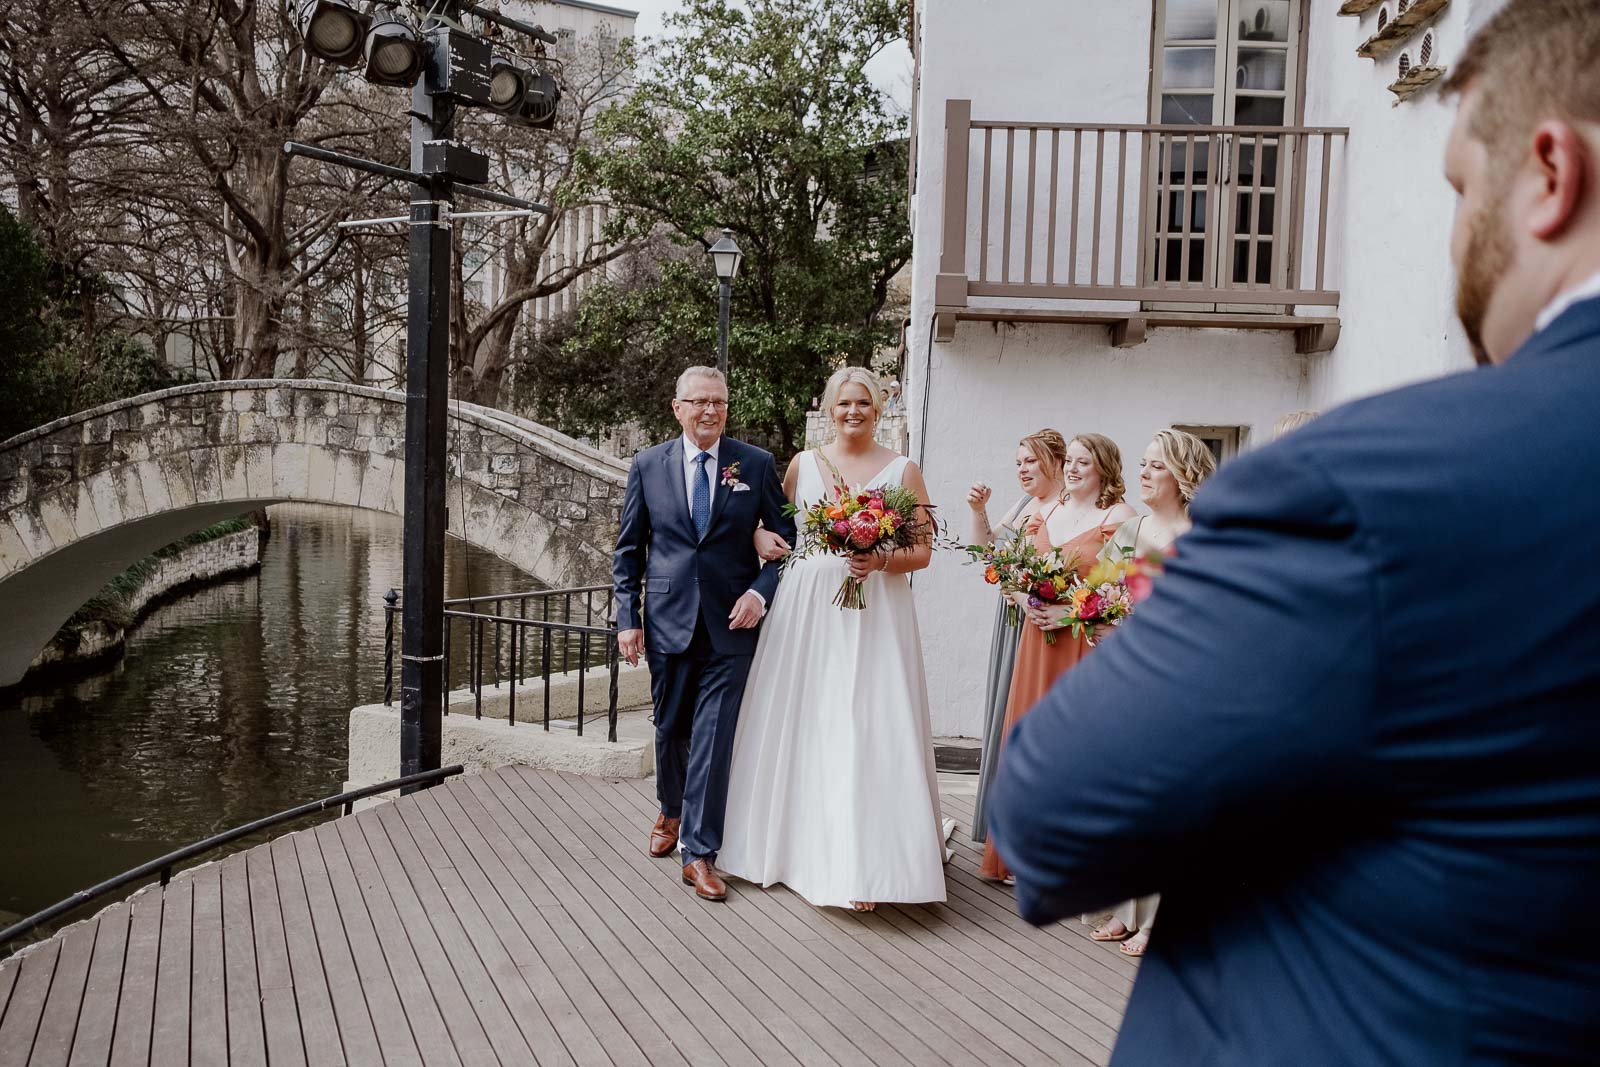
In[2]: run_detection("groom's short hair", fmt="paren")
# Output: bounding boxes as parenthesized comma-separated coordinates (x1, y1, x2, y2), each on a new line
(1443, 1, 1600, 187)
(675, 365, 727, 397)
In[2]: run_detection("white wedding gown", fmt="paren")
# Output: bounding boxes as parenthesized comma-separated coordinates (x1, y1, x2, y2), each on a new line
(719, 452, 948, 908)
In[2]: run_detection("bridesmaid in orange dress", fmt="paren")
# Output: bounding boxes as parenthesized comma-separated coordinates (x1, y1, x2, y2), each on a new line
(980, 432, 1136, 883)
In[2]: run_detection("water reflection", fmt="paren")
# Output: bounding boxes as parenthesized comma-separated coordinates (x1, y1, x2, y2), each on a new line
(0, 503, 535, 930)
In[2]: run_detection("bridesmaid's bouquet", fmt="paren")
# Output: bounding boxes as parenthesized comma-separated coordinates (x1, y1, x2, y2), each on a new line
(967, 533, 1080, 644)
(968, 530, 1033, 629)
(1057, 552, 1166, 645)
(786, 483, 932, 609)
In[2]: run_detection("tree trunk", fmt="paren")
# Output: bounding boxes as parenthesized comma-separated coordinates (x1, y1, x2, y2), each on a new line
(232, 276, 282, 380)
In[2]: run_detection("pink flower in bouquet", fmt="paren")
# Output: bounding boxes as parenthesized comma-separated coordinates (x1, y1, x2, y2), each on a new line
(847, 512, 881, 549)
(831, 518, 851, 539)
(1126, 571, 1154, 604)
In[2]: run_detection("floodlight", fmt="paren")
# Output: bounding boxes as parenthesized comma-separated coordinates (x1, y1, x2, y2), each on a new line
(488, 56, 532, 113)
(363, 17, 425, 87)
(297, 0, 370, 67)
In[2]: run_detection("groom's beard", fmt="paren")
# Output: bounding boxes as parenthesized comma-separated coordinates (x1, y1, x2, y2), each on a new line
(1455, 200, 1513, 368)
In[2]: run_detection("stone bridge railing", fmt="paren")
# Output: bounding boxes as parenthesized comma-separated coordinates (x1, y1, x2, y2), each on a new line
(0, 380, 628, 686)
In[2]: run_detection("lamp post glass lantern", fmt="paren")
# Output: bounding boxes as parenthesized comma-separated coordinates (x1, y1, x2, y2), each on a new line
(709, 228, 742, 377)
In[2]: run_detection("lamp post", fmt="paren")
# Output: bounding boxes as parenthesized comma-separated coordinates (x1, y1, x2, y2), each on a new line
(290, 0, 556, 791)
(708, 228, 742, 378)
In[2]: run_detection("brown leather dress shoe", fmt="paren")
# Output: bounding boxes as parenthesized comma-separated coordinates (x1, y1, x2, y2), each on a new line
(682, 859, 728, 901)
(648, 814, 680, 858)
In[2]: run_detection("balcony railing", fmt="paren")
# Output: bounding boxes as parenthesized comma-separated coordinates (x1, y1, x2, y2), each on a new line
(933, 100, 1349, 351)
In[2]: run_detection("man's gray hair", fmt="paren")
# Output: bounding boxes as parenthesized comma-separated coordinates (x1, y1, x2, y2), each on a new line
(675, 365, 727, 398)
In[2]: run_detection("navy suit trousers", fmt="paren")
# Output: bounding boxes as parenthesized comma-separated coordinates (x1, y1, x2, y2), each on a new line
(647, 616, 752, 863)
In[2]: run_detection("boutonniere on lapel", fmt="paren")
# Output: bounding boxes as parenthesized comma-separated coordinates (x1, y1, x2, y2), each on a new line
(722, 461, 751, 491)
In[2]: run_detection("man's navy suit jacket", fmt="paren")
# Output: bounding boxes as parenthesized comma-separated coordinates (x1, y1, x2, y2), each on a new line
(989, 299, 1600, 1064)
(612, 436, 794, 657)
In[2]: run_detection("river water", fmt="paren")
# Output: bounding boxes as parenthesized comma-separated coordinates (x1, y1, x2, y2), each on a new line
(0, 503, 534, 934)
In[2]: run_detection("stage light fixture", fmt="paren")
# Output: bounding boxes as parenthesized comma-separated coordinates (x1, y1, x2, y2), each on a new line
(516, 71, 561, 129)
(297, 0, 370, 67)
(487, 56, 532, 113)
(363, 17, 425, 87)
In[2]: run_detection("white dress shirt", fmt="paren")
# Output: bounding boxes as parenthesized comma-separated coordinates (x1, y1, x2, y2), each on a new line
(680, 434, 721, 510)
(1535, 270, 1600, 333)
(679, 434, 765, 609)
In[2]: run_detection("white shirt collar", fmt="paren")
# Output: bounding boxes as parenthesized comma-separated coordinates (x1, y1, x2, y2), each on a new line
(1535, 270, 1600, 333)
(680, 434, 720, 465)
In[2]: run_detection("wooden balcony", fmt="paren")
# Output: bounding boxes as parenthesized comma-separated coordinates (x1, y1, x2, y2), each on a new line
(933, 100, 1348, 353)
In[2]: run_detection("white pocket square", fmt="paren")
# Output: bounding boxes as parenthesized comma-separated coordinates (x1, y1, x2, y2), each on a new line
(731, 482, 752, 492)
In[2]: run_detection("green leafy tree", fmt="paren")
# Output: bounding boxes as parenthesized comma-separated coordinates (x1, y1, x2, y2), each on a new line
(555, 0, 910, 453)
(0, 206, 184, 442)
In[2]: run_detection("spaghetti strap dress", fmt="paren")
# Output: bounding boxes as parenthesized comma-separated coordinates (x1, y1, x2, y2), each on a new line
(979, 511, 1122, 882)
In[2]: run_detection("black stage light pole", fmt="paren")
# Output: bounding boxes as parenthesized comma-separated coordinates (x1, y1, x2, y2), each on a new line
(398, 43, 455, 787)
(289, 1, 554, 793)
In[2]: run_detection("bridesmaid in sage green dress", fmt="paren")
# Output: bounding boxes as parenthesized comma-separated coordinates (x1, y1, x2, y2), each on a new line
(966, 429, 1072, 843)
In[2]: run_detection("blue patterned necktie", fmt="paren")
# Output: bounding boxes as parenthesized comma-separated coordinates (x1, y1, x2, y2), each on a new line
(692, 451, 712, 539)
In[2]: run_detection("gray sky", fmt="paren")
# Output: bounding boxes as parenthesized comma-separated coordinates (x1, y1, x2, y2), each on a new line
(616, 0, 914, 114)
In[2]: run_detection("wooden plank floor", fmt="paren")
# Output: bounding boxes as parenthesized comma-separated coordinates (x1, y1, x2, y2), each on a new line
(0, 769, 1134, 1066)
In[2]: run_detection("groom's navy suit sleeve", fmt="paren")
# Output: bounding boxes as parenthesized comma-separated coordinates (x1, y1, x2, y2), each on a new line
(748, 452, 796, 607)
(988, 441, 1377, 925)
(612, 456, 650, 631)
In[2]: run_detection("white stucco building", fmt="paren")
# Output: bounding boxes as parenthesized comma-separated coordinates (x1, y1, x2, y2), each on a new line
(906, 0, 1501, 736)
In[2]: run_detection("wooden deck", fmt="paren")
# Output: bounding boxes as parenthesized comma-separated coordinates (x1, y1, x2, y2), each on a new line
(0, 768, 1135, 1066)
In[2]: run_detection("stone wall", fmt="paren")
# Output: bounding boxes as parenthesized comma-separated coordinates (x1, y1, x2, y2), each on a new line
(28, 528, 263, 673)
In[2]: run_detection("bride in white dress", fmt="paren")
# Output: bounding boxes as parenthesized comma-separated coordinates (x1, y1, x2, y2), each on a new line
(719, 367, 948, 912)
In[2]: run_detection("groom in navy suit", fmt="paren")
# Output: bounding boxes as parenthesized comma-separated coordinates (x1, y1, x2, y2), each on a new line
(989, 2, 1600, 1063)
(613, 365, 795, 901)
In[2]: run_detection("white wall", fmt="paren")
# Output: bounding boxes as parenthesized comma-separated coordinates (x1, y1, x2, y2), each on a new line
(905, 0, 1503, 736)
(518, 0, 637, 39)
(909, 321, 1306, 736)
(1300, 0, 1480, 408)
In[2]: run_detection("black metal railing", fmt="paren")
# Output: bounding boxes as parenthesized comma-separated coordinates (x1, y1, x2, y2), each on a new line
(0, 766, 463, 957)
(383, 585, 622, 742)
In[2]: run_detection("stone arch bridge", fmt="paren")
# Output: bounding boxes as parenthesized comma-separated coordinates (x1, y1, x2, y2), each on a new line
(0, 380, 629, 686)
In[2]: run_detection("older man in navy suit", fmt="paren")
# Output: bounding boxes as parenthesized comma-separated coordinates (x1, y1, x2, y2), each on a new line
(613, 365, 795, 901)
(989, 2, 1600, 1063)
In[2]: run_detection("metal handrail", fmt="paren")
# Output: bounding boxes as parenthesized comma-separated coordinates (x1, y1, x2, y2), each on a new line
(0, 766, 464, 956)
(445, 585, 611, 606)
(383, 587, 623, 741)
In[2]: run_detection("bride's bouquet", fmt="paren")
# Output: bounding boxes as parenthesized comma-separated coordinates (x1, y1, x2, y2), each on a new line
(786, 483, 934, 609)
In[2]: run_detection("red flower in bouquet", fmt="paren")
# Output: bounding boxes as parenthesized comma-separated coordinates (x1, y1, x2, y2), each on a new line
(847, 512, 882, 549)
(1033, 579, 1060, 603)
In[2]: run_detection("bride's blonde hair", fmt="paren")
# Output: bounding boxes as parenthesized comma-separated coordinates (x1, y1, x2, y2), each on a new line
(820, 366, 884, 441)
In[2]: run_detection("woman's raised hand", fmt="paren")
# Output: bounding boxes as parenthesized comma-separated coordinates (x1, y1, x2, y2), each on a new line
(754, 526, 791, 562)
(967, 482, 993, 512)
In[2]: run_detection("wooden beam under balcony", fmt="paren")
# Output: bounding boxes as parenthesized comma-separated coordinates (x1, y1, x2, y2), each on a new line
(932, 306, 1341, 355)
